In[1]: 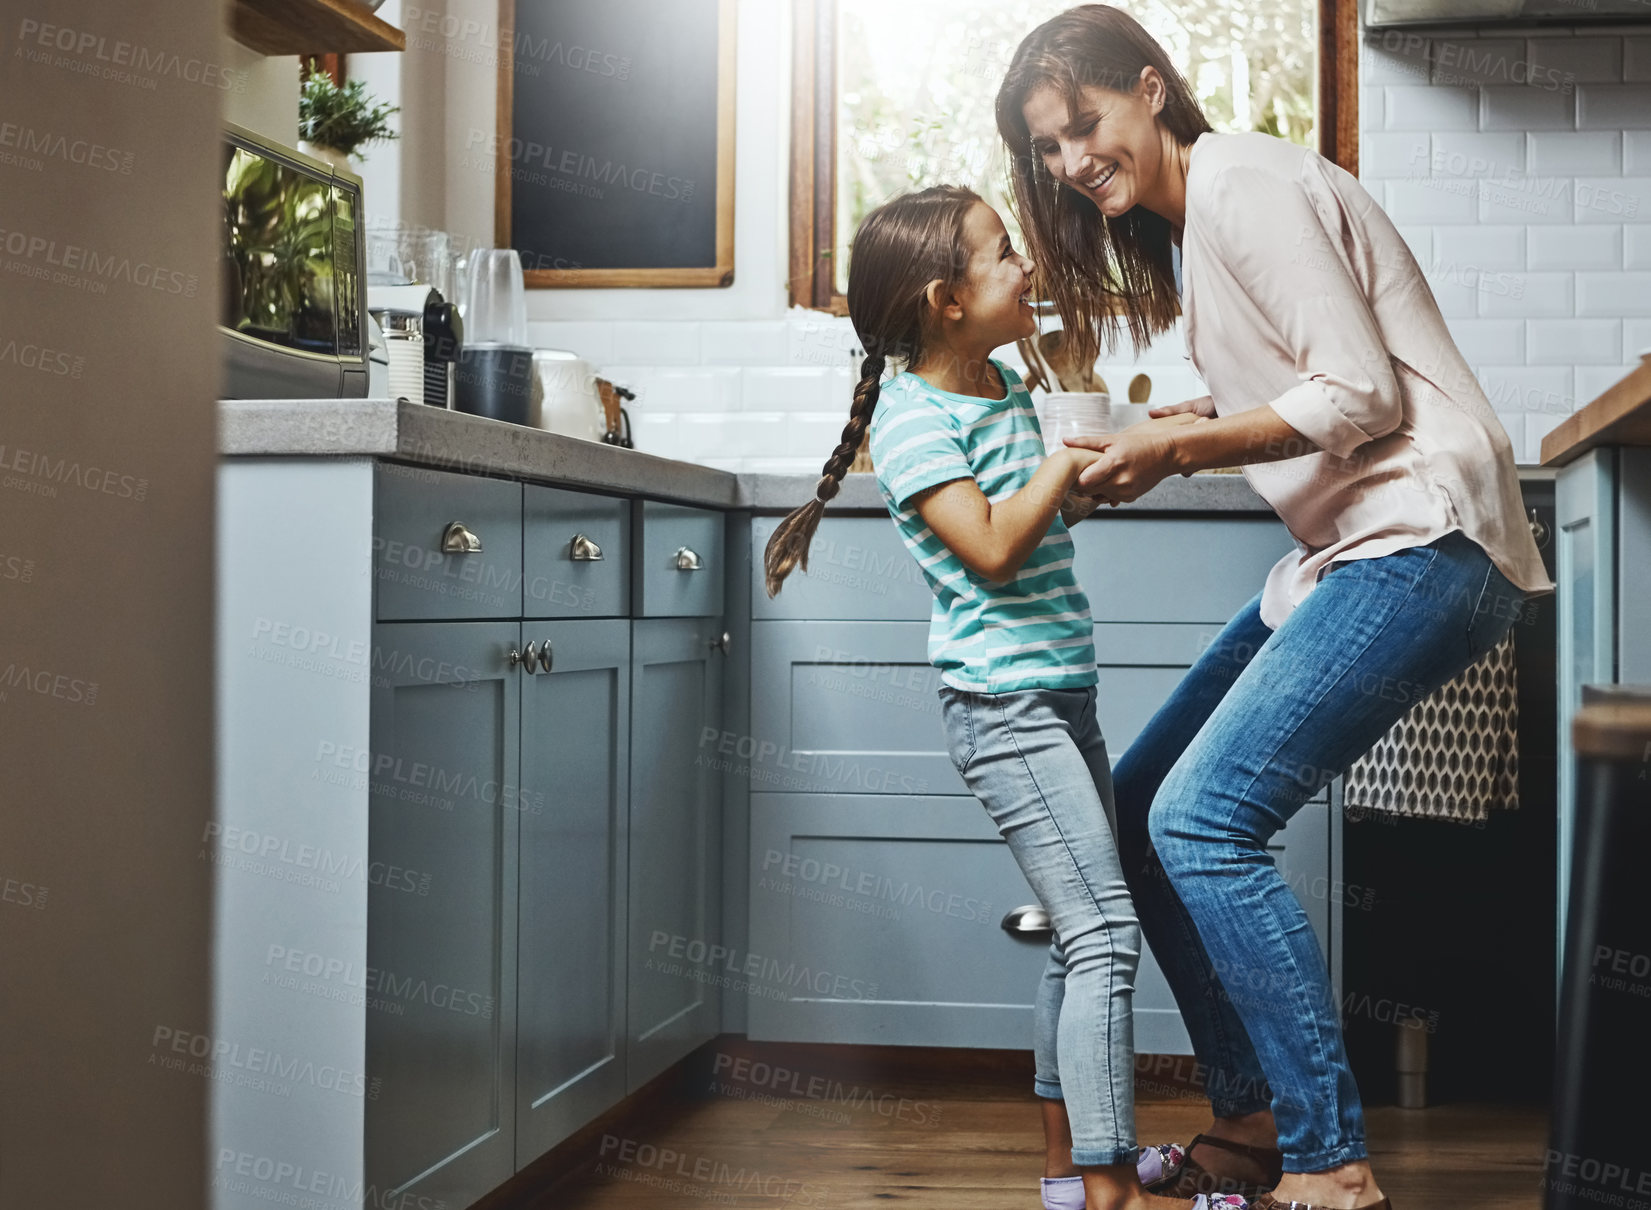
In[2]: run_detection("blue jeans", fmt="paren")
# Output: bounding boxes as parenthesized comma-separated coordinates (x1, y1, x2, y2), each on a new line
(1113, 530, 1527, 1172)
(938, 684, 1142, 1167)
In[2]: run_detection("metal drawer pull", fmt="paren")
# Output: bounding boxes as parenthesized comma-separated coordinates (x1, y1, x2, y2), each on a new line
(520, 641, 541, 674)
(441, 522, 484, 554)
(1001, 905, 1054, 938)
(569, 533, 604, 562)
(674, 545, 703, 571)
(709, 631, 732, 655)
(538, 640, 554, 674)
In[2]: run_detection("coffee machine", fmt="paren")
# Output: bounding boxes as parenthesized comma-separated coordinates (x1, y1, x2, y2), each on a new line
(367, 282, 463, 407)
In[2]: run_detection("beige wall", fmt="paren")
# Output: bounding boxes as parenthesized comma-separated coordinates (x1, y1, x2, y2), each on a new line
(0, 0, 221, 1204)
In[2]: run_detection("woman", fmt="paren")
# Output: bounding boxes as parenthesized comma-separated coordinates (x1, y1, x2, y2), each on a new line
(993, 7, 1551, 1210)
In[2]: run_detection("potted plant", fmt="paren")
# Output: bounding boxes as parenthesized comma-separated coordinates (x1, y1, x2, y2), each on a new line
(298, 75, 399, 172)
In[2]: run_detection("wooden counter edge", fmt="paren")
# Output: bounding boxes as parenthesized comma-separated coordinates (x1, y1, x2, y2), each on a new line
(1540, 358, 1651, 467)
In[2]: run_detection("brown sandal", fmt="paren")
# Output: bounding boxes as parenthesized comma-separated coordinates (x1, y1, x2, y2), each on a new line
(1251, 1195, 1392, 1210)
(1145, 1134, 1286, 1202)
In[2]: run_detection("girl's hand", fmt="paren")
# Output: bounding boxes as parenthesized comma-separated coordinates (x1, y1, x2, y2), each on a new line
(1063, 429, 1183, 504)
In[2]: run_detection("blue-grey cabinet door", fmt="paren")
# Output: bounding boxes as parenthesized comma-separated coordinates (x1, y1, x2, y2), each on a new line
(516, 618, 631, 1165)
(627, 617, 725, 1090)
(745, 793, 1331, 1054)
(1556, 448, 1618, 970)
(366, 621, 519, 1209)
(750, 620, 960, 795)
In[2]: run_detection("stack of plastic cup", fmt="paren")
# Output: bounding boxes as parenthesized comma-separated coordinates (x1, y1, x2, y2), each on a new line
(1037, 391, 1113, 449)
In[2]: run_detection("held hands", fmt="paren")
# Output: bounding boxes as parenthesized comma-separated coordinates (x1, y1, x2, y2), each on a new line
(1063, 409, 1207, 504)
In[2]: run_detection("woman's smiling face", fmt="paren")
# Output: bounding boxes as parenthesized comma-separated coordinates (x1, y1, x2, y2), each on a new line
(1022, 69, 1168, 220)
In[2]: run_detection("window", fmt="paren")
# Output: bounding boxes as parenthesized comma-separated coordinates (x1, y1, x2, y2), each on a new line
(789, 0, 1358, 310)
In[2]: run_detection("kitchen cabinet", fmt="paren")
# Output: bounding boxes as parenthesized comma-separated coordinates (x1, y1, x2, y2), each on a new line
(366, 621, 520, 1210)
(515, 618, 631, 1164)
(1553, 447, 1651, 968)
(626, 616, 727, 1091)
(744, 513, 1336, 1054)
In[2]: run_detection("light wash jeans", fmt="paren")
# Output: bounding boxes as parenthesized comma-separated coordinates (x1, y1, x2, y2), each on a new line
(1112, 529, 1528, 1172)
(938, 683, 1142, 1167)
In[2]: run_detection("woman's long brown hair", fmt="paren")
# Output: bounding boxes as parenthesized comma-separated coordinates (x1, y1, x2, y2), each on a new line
(995, 4, 1210, 372)
(762, 185, 982, 598)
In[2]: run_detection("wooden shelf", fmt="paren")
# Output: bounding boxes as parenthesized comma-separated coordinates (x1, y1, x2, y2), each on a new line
(230, 0, 406, 55)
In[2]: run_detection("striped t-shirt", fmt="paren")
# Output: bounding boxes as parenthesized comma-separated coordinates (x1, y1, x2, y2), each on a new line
(867, 360, 1097, 693)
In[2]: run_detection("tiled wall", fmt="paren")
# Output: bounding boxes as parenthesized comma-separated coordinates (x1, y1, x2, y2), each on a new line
(529, 310, 1211, 473)
(1361, 24, 1651, 461)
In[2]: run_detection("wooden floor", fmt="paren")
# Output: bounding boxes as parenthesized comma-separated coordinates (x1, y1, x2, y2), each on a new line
(531, 1048, 1549, 1210)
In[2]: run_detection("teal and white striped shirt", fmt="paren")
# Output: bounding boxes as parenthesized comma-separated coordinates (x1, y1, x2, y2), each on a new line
(867, 360, 1097, 694)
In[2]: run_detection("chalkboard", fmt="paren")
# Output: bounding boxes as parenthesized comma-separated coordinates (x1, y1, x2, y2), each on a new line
(496, 0, 735, 288)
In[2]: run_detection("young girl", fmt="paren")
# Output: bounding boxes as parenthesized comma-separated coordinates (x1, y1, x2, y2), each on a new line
(762, 185, 1241, 1210)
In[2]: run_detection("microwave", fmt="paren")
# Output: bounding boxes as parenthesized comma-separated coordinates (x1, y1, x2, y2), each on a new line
(220, 122, 367, 399)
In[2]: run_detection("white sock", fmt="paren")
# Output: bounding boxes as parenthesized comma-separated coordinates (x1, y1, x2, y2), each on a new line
(1040, 1175, 1085, 1210)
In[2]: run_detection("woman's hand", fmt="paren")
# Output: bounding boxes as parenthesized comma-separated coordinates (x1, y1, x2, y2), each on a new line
(1148, 394, 1216, 419)
(1063, 427, 1186, 504)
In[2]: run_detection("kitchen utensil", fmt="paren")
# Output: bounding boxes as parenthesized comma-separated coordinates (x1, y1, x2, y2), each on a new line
(531, 350, 605, 440)
(1020, 330, 1107, 394)
(1128, 373, 1152, 404)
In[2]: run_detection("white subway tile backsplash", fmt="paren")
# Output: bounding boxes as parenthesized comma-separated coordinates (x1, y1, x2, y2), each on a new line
(1385, 85, 1481, 130)
(742, 366, 837, 412)
(1479, 364, 1576, 418)
(1481, 85, 1576, 131)
(526, 321, 615, 365)
(1527, 317, 1622, 363)
(789, 309, 860, 368)
(1430, 225, 1527, 269)
(1429, 37, 1526, 88)
(1623, 225, 1651, 267)
(1624, 316, 1651, 353)
(1623, 36, 1651, 83)
(1445, 318, 1525, 363)
(1577, 270, 1651, 314)
(610, 321, 701, 364)
(1393, 224, 1433, 264)
(1575, 362, 1640, 401)
(1363, 131, 1432, 178)
(1361, 35, 1433, 86)
(1527, 37, 1623, 86)
(1478, 176, 1574, 225)
(1480, 271, 1575, 316)
(1527, 130, 1621, 175)
(1626, 130, 1651, 173)
(1527, 413, 1568, 460)
(1431, 131, 1526, 175)
(629, 411, 678, 457)
(1424, 270, 1486, 317)
(1386, 178, 1478, 223)
(1486, 408, 1532, 462)
(625, 367, 742, 412)
(1527, 223, 1621, 269)
(701, 321, 789, 365)
(789, 413, 864, 461)
(1573, 175, 1651, 223)
(1579, 84, 1651, 129)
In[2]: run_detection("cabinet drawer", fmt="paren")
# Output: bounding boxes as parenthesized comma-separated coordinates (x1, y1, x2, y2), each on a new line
(1072, 516, 1293, 624)
(634, 501, 724, 617)
(374, 463, 523, 621)
(751, 516, 933, 621)
(523, 485, 631, 619)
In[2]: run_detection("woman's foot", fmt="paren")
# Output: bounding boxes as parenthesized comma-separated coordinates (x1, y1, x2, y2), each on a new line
(1141, 1112, 1282, 1200)
(1263, 1160, 1386, 1209)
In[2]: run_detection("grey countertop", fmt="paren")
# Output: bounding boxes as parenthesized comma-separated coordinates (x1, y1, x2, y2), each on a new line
(221, 398, 1551, 514)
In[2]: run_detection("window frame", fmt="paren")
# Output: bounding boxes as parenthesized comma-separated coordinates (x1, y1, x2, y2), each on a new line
(787, 0, 1361, 313)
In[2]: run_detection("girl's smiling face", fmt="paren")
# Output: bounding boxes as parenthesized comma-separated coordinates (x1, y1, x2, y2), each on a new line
(948, 201, 1037, 346)
(1022, 69, 1168, 220)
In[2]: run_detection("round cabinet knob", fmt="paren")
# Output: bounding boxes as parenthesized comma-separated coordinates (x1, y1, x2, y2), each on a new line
(674, 545, 703, 571)
(709, 631, 732, 655)
(441, 521, 484, 554)
(538, 640, 554, 674)
(520, 640, 541, 674)
(507, 646, 525, 669)
(1000, 904, 1054, 939)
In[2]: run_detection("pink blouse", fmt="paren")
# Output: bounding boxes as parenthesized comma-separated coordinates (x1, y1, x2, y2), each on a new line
(1177, 131, 1552, 628)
